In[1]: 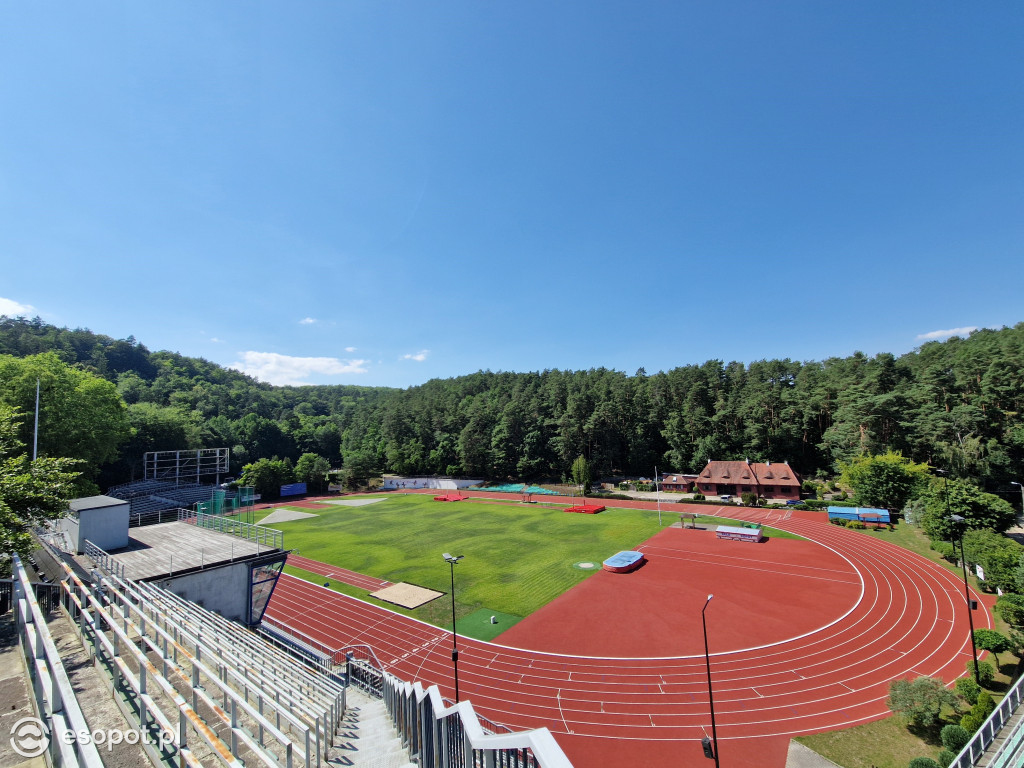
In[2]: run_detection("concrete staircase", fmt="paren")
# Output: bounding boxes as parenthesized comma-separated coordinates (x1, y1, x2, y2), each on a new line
(333, 686, 416, 768)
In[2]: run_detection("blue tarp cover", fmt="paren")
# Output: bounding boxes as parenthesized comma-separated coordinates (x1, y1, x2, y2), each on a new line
(827, 506, 890, 523)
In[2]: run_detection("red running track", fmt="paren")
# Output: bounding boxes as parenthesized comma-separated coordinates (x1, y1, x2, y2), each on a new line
(286, 553, 391, 592)
(263, 506, 992, 768)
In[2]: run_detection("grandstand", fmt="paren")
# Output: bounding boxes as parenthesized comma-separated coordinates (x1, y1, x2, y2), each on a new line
(107, 479, 239, 526)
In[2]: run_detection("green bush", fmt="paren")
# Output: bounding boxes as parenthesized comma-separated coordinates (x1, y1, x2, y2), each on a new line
(692, 492, 705, 501)
(908, 758, 941, 768)
(931, 540, 956, 562)
(966, 660, 995, 687)
(741, 491, 757, 506)
(955, 675, 980, 705)
(974, 690, 995, 717)
(940, 723, 970, 752)
(936, 749, 955, 767)
(846, 520, 867, 529)
(960, 712, 983, 732)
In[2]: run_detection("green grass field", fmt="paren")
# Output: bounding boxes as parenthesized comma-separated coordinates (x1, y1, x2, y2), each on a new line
(265, 493, 800, 634)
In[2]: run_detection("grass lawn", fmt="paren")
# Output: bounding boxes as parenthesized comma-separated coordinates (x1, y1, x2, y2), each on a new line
(265, 493, 798, 635)
(795, 713, 949, 768)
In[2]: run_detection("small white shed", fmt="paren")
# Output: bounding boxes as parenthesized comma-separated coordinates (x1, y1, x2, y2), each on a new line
(61, 495, 130, 554)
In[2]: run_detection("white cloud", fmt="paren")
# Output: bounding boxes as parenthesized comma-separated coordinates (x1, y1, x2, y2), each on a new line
(299, 317, 317, 325)
(230, 351, 368, 385)
(916, 326, 978, 341)
(210, 337, 224, 343)
(0, 297, 36, 316)
(402, 349, 430, 362)
(345, 346, 357, 352)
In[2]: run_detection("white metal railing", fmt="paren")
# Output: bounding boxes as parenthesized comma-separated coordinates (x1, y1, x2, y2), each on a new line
(949, 671, 1024, 768)
(180, 510, 284, 550)
(83, 538, 127, 580)
(383, 672, 574, 768)
(11, 554, 105, 768)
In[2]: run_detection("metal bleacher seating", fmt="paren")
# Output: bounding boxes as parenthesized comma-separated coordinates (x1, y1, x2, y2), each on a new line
(54, 555, 346, 768)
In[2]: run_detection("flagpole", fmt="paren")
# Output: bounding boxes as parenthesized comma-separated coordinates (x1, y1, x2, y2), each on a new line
(655, 465, 662, 526)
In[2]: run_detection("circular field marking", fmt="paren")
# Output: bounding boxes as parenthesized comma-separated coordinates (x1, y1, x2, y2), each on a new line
(574, 561, 596, 569)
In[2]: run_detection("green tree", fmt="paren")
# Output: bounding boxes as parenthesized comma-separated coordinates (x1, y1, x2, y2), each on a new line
(294, 452, 330, 493)
(839, 451, 930, 511)
(995, 594, 1024, 630)
(886, 676, 957, 728)
(919, 478, 1018, 540)
(0, 352, 129, 493)
(966, 660, 995, 687)
(571, 455, 592, 495)
(240, 458, 295, 499)
(0, 405, 81, 573)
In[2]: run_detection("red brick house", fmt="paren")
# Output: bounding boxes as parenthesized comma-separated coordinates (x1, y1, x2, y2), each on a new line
(695, 459, 801, 501)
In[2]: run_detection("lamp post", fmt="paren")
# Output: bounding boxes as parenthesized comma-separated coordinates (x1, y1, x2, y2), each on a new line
(701, 594, 720, 767)
(937, 470, 981, 685)
(1011, 481, 1024, 525)
(443, 552, 464, 701)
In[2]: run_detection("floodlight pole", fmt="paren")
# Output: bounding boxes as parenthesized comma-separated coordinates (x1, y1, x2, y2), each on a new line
(702, 594, 720, 767)
(443, 553, 464, 701)
(1011, 481, 1024, 525)
(938, 470, 981, 685)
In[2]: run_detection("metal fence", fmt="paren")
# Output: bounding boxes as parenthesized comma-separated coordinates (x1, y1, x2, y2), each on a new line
(83, 539, 127, 580)
(10, 555, 105, 767)
(181, 510, 284, 550)
(950, 670, 1024, 768)
(1, 578, 65, 615)
(383, 674, 573, 768)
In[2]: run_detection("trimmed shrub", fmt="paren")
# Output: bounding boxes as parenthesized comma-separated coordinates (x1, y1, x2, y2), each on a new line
(846, 520, 867, 529)
(955, 675, 980, 705)
(908, 758, 941, 768)
(961, 712, 983, 732)
(966, 660, 995, 687)
(741, 491, 757, 506)
(940, 724, 970, 752)
(692, 492, 705, 501)
(937, 749, 955, 767)
(974, 691, 995, 718)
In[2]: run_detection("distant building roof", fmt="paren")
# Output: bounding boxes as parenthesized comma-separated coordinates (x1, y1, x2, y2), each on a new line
(698, 460, 800, 487)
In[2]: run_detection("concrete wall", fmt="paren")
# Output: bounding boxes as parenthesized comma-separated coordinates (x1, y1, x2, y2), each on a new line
(382, 477, 482, 491)
(79, 503, 130, 552)
(159, 562, 252, 623)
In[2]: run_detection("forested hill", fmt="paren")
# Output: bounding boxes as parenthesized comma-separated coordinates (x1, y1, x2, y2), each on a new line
(1, 316, 1023, 491)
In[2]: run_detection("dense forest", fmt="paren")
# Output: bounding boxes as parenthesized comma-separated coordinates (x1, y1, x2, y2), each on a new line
(1, 316, 1022, 496)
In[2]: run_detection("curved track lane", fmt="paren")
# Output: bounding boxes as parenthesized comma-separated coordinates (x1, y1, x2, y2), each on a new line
(265, 508, 990, 767)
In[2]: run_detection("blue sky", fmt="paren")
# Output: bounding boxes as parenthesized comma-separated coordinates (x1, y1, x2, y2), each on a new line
(1, 2, 1022, 387)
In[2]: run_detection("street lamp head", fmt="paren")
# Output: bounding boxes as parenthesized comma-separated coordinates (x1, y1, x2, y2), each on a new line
(707, 594, 714, 602)
(935, 468, 947, 474)
(950, 514, 965, 524)
(443, 553, 464, 564)
(1012, 481, 1022, 487)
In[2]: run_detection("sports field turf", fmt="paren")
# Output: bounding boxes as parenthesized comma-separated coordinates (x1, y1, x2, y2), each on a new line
(266, 493, 801, 633)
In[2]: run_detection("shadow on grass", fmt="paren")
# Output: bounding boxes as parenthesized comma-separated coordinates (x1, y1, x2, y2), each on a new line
(906, 722, 945, 747)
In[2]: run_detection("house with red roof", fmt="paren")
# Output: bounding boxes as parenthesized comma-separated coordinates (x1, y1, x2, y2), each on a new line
(695, 459, 802, 501)
(659, 473, 698, 492)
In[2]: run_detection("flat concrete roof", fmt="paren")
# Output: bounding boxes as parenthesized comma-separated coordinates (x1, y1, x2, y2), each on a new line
(106, 521, 279, 581)
(69, 495, 129, 512)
